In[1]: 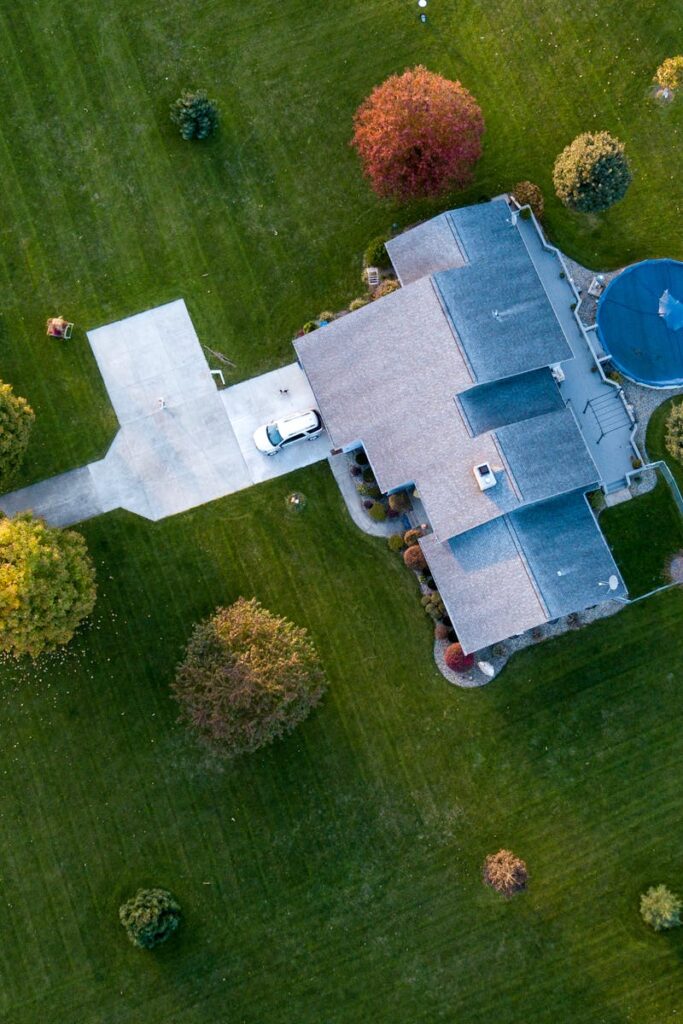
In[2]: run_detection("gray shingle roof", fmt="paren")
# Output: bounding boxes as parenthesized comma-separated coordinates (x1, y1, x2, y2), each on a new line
(458, 368, 563, 436)
(433, 201, 572, 383)
(509, 490, 626, 618)
(385, 213, 467, 286)
(420, 518, 547, 654)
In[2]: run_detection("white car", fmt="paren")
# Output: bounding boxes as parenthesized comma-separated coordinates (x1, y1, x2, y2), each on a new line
(253, 409, 323, 455)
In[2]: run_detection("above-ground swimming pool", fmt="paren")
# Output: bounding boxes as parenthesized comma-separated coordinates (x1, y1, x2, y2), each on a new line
(596, 258, 683, 387)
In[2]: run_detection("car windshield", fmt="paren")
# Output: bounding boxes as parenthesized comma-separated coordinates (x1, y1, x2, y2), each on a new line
(266, 424, 283, 446)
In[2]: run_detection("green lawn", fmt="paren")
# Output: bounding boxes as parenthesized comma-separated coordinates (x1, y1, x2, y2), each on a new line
(2, 0, 683, 1021)
(601, 477, 683, 594)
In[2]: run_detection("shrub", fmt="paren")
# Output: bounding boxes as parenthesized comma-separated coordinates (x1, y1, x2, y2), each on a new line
(350, 464, 361, 477)
(425, 576, 436, 590)
(368, 501, 387, 522)
(444, 642, 474, 672)
(403, 544, 427, 571)
(423, 592, 446, 620)
(318, 311, 335, 323)
(512, 180, 544, 219)
(173, 597, 326, 758)
(355, 450, 369, 466)
(351, 65, 485, 201)
(483, 850, 528, 897)
(373, 279, 400, 299)
(665, 401, 683, 462)
(0, 380, 34, 490)
(640, 885, 682, 931)
(170, 90, 218, 141)
(654, 56, 683, 93)
(404, 528, 423, 546)
(357, 482, 381, 499)
(349, 297, 370, 311)
(362, 499, 374, 509)
(364, 236, 391, 270)
(553, 131, 631, 213)
(302, 320, 318, 334)
(119, 888, 181, 949)
(434, 622, 449, 640)
(388, 491, 411, 513)
(0, 513, 96, 658)
(362, 466, 375, 483)
(387, 533, 406, 552)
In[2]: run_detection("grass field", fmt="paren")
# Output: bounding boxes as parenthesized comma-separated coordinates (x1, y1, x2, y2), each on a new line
(2, 1, 683, 1021)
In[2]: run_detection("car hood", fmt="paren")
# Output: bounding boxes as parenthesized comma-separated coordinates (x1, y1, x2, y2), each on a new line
(253, 425, 276, 453)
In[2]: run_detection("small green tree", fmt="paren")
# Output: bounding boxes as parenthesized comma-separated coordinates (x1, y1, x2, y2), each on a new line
(640, 885, 681, 931)
(512, 180, 544, 219)
(119, 888, 181, 949)
(654, 56, 683, 93)
(0, 381, 34, 491)
(0, 513, 97, 658)
(665, 401, 683, 462)
(170, 90, 218, 140)
(553, 132, 631, 213)
(173, 597, 327, 758)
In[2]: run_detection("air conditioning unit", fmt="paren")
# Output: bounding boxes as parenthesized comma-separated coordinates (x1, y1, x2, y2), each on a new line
(473, 462, 496, 491)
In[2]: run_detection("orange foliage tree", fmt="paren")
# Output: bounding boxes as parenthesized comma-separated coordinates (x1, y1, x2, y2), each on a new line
(351, 66, 484, 201)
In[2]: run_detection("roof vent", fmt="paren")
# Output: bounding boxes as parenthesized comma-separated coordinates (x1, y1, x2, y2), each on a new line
(473, 462, 496, 491)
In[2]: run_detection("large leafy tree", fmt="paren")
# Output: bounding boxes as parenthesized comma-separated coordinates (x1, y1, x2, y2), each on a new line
(553, 131, 631, 213)
(119, 888, 182, 949)
(173, 597, 327, 758)
(0, 513, 97, 658)
(0, 381, 34, 491)
(351, 65, 484, 201)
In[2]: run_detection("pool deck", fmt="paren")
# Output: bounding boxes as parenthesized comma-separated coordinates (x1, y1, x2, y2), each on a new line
(517, 215, 636, 491)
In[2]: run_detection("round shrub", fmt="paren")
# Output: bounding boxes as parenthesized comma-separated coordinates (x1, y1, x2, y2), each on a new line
(0, 380, 34, 490)
(362, 498, 374, 510)
(318, 310, 335, 323)
(173, 597, 327, 758)
(404, 528, 422, 547)
(302, 320, 318, 334)
(349, 297, 370, 311)
(444, 642, 474, 672)
(373, 279, 400, 299)
(640, 885, 682, 931)
(0, 513, 97, 658)
(403, 544, 427, 572)
(363, 236, 391, 269)
(355, 450, 369, 466)
(350, 464, 361, 477)
(434, 622, 449, 640)
(654, 56, 683, 93)
(512, 180, 544, 219)
(119, 888, 181, 949)
(351, 65, 485, 201)
(387, 533, 405, 553)
(368, 501, 387, 522)
(362, 466, 375, 484)
(483, 850, 528, 897)
(170, 90, 218, 141)
(553, 131, 631, 213)
(356, 482, 381, 499)
(388, 491, 410, 513)
(665, 401, 683, 462)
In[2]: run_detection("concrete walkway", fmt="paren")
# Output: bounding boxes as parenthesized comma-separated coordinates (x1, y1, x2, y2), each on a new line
(0, 302, 328, 527)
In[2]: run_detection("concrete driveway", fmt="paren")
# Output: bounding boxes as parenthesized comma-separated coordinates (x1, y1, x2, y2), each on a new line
(220, 362, 329, 484)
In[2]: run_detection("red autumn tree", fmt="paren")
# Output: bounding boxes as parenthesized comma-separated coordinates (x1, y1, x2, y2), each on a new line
(351, 66, 484, 201)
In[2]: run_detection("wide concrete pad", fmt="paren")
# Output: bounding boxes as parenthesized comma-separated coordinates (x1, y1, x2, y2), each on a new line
(220, 363, 329, 484)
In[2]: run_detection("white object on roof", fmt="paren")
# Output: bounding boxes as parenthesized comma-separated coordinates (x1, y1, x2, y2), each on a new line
(551, 363, 565, 383)
(365, 266, 380, 287)
(473, 462, 496, 491)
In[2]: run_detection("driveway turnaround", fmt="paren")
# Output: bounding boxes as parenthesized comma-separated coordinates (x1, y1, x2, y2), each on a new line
(0, 302, 329, 527)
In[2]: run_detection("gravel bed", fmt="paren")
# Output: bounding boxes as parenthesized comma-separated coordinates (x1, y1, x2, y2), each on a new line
(561, 255, 622, 328)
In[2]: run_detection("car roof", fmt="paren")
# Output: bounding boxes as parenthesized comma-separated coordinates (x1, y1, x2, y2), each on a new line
(277, 410, 319, 436)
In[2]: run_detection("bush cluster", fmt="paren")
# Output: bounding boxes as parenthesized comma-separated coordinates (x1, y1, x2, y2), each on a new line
(173, 597, 326, 758)
(119, 888, 181, 949)
(170, 90, 218, 140)
(553, 131, 631, 213)
(363, 236, 391, 270)
(0, 513, 97, 658)
(512, 180, 544, 219)
(421, 591, 445, 621)
(665, 401, 683, 463)
(0, 380, 34, 490)
(483, 849, 528, 897)
(444, 642, 474, 672)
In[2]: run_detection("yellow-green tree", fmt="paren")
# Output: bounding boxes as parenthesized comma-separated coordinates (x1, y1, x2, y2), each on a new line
(654, 56, 683, 93)
(553, 132, 631, 213)
(0, 513, 97, 658)
(0, 381, 34, 491)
